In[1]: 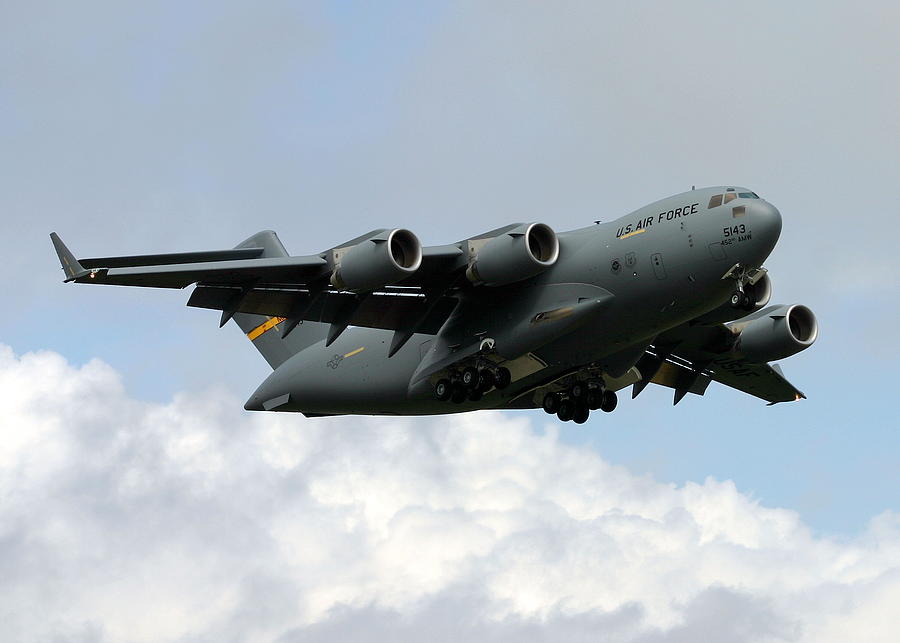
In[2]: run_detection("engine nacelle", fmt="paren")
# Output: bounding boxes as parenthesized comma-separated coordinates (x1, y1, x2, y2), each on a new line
(729, 304, 818, 363)
(330, 228, 422, 292)
(466, 223, 559, 287)
(744, 273, 773, 312)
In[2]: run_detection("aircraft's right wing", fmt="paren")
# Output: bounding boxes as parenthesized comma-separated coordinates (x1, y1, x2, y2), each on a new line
(634, 321, 807, 405)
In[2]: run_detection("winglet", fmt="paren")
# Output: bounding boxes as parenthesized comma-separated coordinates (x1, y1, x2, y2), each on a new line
(50, 233, 89, 282)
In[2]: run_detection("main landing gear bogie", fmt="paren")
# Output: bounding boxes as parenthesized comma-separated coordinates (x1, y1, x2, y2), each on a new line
(543, 380, 617, 424)
(434, 365, 512, 404)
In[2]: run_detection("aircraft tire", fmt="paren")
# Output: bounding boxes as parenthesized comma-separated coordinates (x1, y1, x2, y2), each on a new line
(468, 388, 483, 402)
(495, 367, 512, 390)
(542, 392, 561, 414)
(557, 399, 575, 422)
(570, 381, 587, 399)
(435, 379, 452, 402)
(730, 291, 744, 308)
(478, 369, 495, 392)
(600, 390, 618, 413)
(461, 367, 479, 389)
(573, 404, 590, 424)
(586, 390, 602, 410)
(451, 383, 468, 404)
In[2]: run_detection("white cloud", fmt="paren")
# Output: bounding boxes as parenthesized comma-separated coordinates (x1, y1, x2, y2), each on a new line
(0, 344, 898, 642)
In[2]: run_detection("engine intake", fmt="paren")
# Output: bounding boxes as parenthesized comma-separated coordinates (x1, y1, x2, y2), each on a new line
(466, 223, 559, 287)
(330, 228, 422, 292)
(731, 304, 818, 363)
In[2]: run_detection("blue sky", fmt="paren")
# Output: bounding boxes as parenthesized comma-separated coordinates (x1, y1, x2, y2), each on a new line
(3, 0, 898, 536)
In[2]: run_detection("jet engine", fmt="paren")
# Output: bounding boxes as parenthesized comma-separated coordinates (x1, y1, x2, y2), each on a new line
(744, 273, 773, 311)
(466, 223, 559, 287)
(729, 304, 818, 363)
(330, 228, 422, 292)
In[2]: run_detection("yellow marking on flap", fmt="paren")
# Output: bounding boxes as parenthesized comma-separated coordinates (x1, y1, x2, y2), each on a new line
(619, 228, 647, 240)
(247, 316, 287, 341)
(343, 347, 365, 358)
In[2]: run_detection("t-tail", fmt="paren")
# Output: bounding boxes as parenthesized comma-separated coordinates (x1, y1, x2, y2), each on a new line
(227, 231, 328, 368)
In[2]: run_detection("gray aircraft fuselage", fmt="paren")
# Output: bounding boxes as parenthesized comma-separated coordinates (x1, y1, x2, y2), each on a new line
(244, 186, 782, 415)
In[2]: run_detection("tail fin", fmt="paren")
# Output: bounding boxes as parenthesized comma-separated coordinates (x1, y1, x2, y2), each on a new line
(230, 231, 327, 369)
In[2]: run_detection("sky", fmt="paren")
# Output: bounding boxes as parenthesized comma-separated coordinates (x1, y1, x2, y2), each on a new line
(2, 1, 899, 641)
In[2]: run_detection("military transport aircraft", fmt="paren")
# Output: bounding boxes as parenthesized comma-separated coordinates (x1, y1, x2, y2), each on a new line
(51, 186, 817, 424)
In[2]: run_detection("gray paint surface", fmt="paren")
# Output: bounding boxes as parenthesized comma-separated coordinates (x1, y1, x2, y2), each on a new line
(53, 185, 809, 420)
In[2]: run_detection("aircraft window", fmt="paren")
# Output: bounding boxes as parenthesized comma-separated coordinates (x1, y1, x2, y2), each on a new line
(708, 194, 723, 208)
(738, 192, 758, 199)
(724, 193, 737, 204)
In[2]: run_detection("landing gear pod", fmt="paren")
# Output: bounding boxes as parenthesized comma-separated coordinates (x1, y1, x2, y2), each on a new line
(330, 228, 423, 292)
(466, 223, 559, 287)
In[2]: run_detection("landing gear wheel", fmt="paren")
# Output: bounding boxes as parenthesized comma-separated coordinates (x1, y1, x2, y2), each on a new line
(557, 399, 575, 422)
(600, 389, 618, 413)
(570, 381, 587, 400)
(573, 404, 590, 424)
(542, 392, 561, 414)
(435, 379, 452, 402)
(477, 369, 495, 392)
(730, 291, 744, 309)
(468, 388, 483, 402)
(461, 367, 479, 389)
(586, 390, 603, 410)
(494, 367, 511, 390)
(451, 383, 468, 404)
(741, 292, 753, 310)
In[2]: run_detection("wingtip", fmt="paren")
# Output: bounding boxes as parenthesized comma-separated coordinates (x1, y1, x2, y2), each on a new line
(50, 232, 88, 281)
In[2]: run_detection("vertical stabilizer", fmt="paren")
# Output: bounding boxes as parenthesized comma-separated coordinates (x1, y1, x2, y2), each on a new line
(229, 231, 328, 369)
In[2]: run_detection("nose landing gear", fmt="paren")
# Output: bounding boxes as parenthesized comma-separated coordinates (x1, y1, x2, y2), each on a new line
(723, 263, 767, 311)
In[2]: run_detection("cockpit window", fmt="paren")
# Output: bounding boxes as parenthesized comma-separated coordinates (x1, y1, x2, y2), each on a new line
(708, 194, 723, 208)
(738, 192, 758, 199)
(724, 193, 737, 204)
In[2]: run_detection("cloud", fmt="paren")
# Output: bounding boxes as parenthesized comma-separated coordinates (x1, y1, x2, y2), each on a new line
(1, 344, 898, 642)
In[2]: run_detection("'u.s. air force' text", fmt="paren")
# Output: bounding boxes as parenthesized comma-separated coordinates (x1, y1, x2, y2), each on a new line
(616, 202, 700, 238)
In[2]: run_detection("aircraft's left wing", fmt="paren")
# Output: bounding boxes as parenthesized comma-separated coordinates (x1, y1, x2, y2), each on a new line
(51, 232, 329, 288)
(634, 322, 807, 405)
(50, 231, 465, 352)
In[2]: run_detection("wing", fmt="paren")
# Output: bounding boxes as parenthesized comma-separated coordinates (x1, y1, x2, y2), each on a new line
(51, 222, 567, 353)
(50, 230, 470, 352)
(634, 321, 807, 405)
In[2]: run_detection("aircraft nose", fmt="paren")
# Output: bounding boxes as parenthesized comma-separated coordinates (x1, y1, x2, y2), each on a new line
(752, 200, 782, 251)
